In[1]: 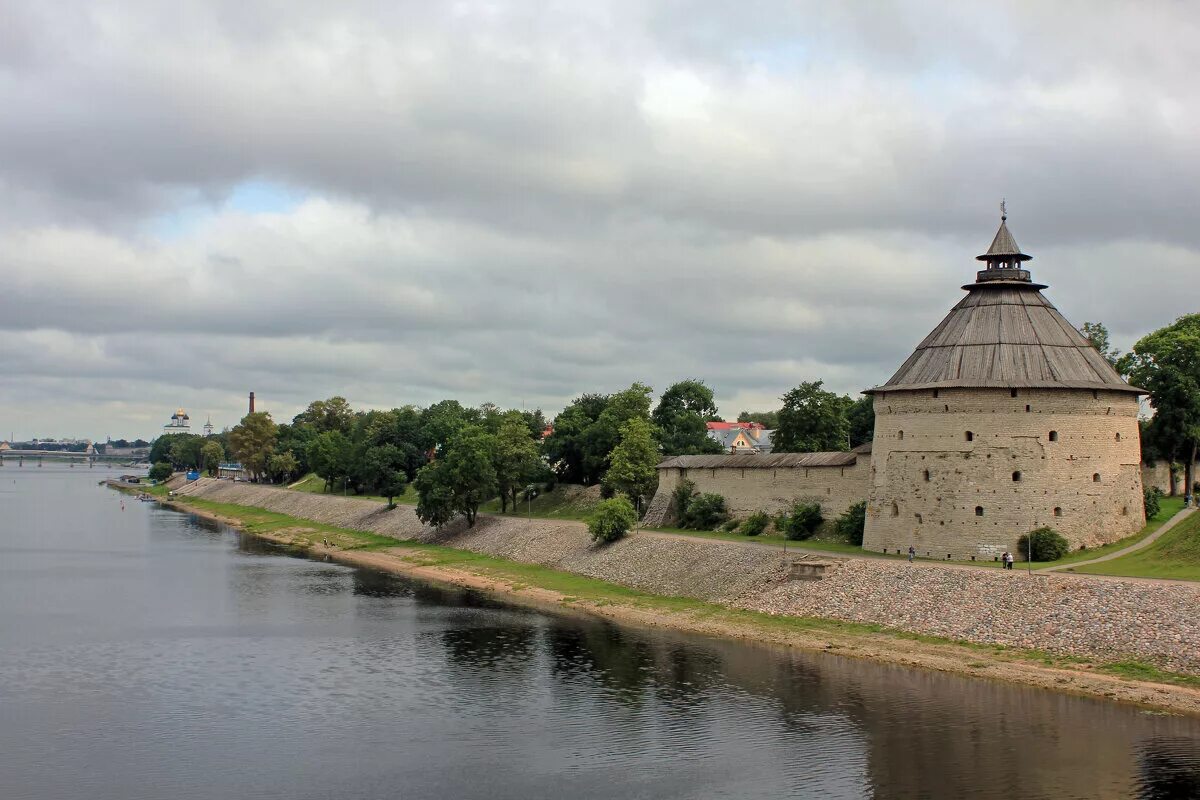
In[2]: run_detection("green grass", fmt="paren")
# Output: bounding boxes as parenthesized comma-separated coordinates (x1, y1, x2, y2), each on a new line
(478, 485, 599, 521)
(646, 525, 893, 557)
(164, 493, 1200, 693)
(1071, 507, 1200, 581)
(289, 473, 417, 505)
(934, 495, 1189, 571)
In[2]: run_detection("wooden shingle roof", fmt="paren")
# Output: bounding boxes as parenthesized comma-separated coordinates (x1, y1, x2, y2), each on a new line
(868, 216, 1143, 395)
(657, 451, 860, 470)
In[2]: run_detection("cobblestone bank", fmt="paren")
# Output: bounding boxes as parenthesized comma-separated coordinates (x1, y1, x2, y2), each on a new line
(181, 480, 1200, 674)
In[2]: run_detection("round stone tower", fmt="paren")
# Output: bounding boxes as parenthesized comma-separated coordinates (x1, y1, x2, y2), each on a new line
(862, 210, 1146, 561)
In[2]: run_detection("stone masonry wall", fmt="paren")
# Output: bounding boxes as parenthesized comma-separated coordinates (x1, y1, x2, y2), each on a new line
(646, 460, 869, 527)
(177, 480, 1200, 674)
(864, 387, 1144, 560)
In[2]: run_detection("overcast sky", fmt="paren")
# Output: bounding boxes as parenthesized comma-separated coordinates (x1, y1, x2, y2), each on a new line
(2, 1, 1197, 441)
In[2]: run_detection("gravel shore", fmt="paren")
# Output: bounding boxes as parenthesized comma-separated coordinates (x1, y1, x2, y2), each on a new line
(178, 479, 1200, 674)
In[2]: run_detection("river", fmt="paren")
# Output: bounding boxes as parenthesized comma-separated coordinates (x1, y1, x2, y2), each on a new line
(1, 466, 1198, 799)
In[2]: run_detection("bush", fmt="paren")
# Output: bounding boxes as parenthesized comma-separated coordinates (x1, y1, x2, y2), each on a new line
(834, 501, 867, 545)
(1144, 486, 1164, 520)
(739, 511, 770, 537)
(1018, 527, 1069, 562)
(671, 479, 696, 524)
(684, 493, 728, 530)
(720, 518, 739, 532)
(780, 501, 823, 541)
(588, 497, 637, 544)
(148, 461, 173, 482)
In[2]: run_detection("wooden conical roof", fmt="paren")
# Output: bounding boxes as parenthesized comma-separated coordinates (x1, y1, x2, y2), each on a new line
(867, 218, 1143, 395)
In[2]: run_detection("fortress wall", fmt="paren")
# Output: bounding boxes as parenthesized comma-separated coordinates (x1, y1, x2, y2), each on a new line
(650, 460, 870, 527)
(864, 387, 1145, 560)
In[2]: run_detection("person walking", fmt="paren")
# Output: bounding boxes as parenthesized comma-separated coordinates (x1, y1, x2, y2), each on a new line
(907, 545, 915, 563)
(1004, 551, 1014, 570)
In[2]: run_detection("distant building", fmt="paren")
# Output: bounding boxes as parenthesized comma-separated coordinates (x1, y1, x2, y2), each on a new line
(217, 461, 246, 480)
(203, 417, 214, 437)
(706, 421, 774, 454)
(163, 408, 191, 436)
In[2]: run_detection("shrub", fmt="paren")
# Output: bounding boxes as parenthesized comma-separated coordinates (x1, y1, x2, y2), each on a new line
(834, 501, 867, 545)
(671, 479, 696, 524)
(720, 518, 739, 532)
(684, 493, 728, 530)
(781, 501, 823, 541)
(1143, 486, 1163, 520)
(1018, 527, 1069, 562)
(588, 497, 637, 544)
(739, 511, 770, 537)
(148, 462, 173, 482)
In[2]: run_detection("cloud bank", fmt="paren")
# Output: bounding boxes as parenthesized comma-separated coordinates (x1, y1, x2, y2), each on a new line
(2, 1, 1196, 438)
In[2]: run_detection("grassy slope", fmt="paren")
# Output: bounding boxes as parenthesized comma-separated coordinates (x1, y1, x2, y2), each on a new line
(1072, 506, 1200, 580)
(168, 494, 1200, 691)
(478, 485, 598, 521)
(289, 472, 418, 505)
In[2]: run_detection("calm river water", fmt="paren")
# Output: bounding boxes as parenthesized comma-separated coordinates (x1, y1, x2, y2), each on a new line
(2, 467, 1199, 799)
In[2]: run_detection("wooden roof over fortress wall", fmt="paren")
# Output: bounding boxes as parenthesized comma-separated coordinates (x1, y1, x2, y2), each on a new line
(657, 451, 861, 470)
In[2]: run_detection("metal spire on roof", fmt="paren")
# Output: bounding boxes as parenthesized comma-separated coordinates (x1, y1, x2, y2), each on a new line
(977, 201, 1031, 267)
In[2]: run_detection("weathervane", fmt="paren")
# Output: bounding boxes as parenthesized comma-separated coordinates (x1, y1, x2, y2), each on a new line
(1000, 198, 1007, 221)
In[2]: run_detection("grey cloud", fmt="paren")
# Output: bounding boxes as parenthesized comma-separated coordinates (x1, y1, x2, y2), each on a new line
(1, 0, 1197, 438)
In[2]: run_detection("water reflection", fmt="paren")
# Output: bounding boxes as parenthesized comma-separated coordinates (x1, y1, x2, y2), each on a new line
(1139, 739, 1200, 799)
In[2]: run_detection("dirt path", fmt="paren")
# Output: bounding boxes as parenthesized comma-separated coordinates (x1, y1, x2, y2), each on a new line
(1037, 507, 1195, 574)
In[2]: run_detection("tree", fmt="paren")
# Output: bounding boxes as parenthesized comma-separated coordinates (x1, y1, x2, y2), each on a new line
(414, 426, 497, 527)
(543, 393, 609, 484)
(587, 496, 637, 543)
(362, 444, 408, 507)
(169, 434, 206, 469)
(834, 501, 867, 545)
(267, 451, 299, 484)
(737, 410, 780, 429)
(274, 423, 315, 477)
(1019, 527, 1069, 562)
(421, 400, 481, 456)
(1080, 322, 1121, 367)
(293, 396, 354, 434)
(228, 412, 278, 481)
(307, 430, 351, 492)
(846, 396, 875, 448)
(602, 417, 660, 507)
(544, 384, 654, 485)
(492, 412, 543, 513)
(652, 379, 723, 455)
(682, 493, 728, 530)
(1120, 314, 1200, 503)
(148, 461, 173, 482)
(773, 381, 852, 453)
(201, 440, 224, 477)
(780, 501, 823, 540)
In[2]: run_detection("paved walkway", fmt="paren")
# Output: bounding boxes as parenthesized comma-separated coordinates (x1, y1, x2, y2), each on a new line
(1036, 506, 1195, 573)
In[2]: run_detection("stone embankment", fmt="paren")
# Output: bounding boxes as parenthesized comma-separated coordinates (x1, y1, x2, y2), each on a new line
(176, 478, 1200, 675)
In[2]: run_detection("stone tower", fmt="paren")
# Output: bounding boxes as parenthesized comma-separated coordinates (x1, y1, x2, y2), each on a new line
(862, 210, 1146, 561)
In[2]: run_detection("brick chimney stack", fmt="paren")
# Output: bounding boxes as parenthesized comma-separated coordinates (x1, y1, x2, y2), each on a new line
(249, 392, 255, 414)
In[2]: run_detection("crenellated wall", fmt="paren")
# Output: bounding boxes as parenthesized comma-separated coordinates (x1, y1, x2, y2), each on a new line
(863, 387, 1145, 560)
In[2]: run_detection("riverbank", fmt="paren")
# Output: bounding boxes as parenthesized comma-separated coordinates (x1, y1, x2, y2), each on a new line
(154, 485, 1200, 716)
